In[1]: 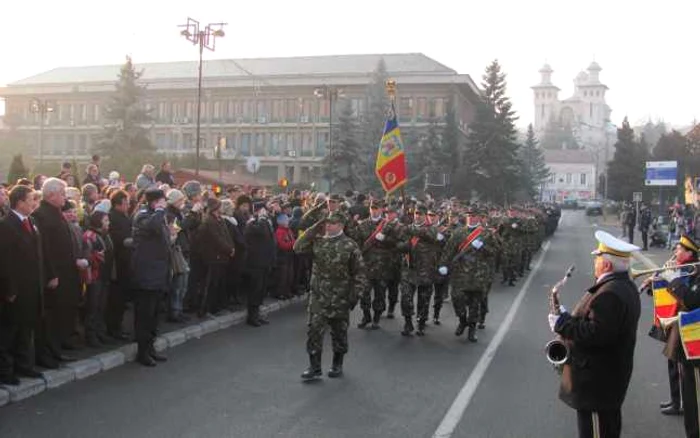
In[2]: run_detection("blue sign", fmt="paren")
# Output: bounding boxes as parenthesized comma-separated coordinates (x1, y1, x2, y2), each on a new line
(645, 161, 677, 186)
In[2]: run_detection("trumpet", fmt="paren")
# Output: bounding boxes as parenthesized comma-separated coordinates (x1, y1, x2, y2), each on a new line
(546, 265, 575, 372)
(630, 261, 700, 279)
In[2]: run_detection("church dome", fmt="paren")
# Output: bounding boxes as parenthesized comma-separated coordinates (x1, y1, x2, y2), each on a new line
(587, 61, 602, 71)
(575, 71, 589, 83)
(539, 63, 553, 73)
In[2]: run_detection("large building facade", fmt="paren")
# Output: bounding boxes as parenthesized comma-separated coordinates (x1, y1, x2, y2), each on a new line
(541, 150, 597, 202)
(0, 53, 480, 186)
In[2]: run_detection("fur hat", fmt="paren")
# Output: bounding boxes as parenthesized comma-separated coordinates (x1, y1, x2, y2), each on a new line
(166, 189, 186, 205)
(145, 189, 166, 204)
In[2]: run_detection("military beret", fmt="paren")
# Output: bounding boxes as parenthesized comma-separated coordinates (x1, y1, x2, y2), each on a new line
(327, 211, 346, 224)
(328, 194, 343, 202)
(370, 199, 386, 209)
(415, 205, 428, 214)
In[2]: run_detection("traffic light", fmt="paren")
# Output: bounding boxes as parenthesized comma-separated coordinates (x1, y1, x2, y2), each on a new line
(279, 178, 289, 188)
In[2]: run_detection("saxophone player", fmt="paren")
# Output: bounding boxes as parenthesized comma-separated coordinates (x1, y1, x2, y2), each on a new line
(548, 231, 641, 438)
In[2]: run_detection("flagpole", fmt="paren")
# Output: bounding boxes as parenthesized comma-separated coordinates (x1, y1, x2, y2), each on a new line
(385, 78, 406, 207)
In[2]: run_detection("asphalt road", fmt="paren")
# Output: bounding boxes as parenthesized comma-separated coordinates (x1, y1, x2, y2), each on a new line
(0, 211, 686, 437)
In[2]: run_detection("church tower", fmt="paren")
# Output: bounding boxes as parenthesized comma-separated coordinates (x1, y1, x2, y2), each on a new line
(532, 64, 560, 132)
(579, 61, 610, 127)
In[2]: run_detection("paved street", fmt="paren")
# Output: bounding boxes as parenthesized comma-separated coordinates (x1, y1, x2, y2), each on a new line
(0, 211, 686, 438)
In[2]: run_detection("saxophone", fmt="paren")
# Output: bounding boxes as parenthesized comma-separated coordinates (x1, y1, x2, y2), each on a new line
(545, 265, 576, 372)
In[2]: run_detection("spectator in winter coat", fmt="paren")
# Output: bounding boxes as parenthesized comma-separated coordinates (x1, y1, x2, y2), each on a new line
(274, 214, 295, 300)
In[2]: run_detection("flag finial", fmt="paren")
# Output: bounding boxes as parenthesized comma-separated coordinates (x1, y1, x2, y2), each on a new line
(385, 79, 397, 98)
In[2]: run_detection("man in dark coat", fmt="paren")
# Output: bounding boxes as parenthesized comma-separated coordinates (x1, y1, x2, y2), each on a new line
(32, 177, 82, 368)
(0, 185, 44, 384)
(243, 202, 276, 326)
(550, 230, 641, 438)
(131, 189, 171, 367)
(106, 190, 133, 340)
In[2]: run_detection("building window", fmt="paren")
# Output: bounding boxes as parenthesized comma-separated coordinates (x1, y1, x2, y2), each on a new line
(318, 99, 330, 122)
(580, 173, 587, 186)
(285, 132, 296, 155)
(240, 133, 250, 155)
(268, 133, 280, 156)
(78, 135, 88, 155)
(590, 103, 593, 118)
(541, 104, 545, 117)
(301, 132, 313, 157)
(286, 99, 298, 122)
(566, 173, 572, 184)
(315, 132, 328, 156)
(253, 133, 265, 156)
(416, 98, 427, 120)
(400, 97, 413, 122)
(257, 100, 268, 122)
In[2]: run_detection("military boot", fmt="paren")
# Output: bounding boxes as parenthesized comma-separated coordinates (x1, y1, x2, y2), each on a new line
(416, 319, 427, 336)
(433, 309, 442, 326)
(467, 323, 478, 343)
(370, 311, 381, 330)
(301, 353, 323, 381)
(327, 353, 344, 378)
(401, 317, 414, 336)
(455, 316, 468, 336)
(357, 309, 372, 329)
(387, 303, 396, 319)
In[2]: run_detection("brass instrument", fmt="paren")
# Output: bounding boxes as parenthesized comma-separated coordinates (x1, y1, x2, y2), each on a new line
(545, 265, 576, 372)
(630, 261, 700, 279)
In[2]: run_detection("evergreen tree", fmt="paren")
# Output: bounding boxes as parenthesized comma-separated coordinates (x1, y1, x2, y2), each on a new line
(441, 97, 461, 193)
(425, 118, 449, 171)
(517, 124, 551, 198)
(95, 56, 155, 177)
(460, 60, 520, 203)
(607, 117, 649, 201)
(7, 154, 29, 184)
(402, 128, 429, 192)
(540, 118, 581, 150)
(324, 99, 363, 191)
(361, 59, 390, 191)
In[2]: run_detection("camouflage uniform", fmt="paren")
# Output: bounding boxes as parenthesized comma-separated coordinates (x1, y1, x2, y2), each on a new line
(439, 224, 498, 341)
(398, 221, 442, 336)
(500, 216, 521, 286)
(353, 216, 401, 328)
(293, 212, 367, 379)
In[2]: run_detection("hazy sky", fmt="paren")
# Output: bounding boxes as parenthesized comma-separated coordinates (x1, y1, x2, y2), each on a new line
(2, 0, 698, 128)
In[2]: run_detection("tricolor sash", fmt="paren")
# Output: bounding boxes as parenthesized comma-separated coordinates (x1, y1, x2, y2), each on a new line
(457, 226, 484, 253)
(679, 308, 700, 360)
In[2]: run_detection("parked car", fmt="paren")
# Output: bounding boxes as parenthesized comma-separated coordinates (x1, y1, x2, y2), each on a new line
(562, 199, 578, 209)
(585, 200, 603, 216)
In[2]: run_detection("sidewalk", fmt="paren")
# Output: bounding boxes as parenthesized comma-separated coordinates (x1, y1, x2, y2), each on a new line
(0, 294, 307, 407)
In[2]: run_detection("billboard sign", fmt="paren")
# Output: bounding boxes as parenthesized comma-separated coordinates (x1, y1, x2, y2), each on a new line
(645, 161, 677, 186)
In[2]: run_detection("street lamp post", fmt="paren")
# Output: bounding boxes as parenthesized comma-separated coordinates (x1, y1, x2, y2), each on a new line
(313, 85, 343, 194)
(179, 17, 226, 176)
(29, 98, 54, 167)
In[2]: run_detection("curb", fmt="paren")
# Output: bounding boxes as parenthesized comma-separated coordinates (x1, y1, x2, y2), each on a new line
(0, 294, 307, 407)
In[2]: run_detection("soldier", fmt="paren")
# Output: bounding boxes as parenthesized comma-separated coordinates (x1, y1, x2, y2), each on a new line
(384, 203, 404, 318)
(354, 200, 398, 329)
(429, 210, 448, 325)
(294, 211, 367, 381)
(438, 208, 497, 342)
(399, 206, 443, 336)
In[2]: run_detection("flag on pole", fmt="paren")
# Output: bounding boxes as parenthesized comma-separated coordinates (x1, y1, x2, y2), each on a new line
(652, 278, 678, 327)
(679, 308, 700, 360)
(375, 101, 407, 194)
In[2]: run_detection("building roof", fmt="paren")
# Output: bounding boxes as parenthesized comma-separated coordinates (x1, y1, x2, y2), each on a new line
(544, 150, 595, 164)
(9, 53, 456, 86)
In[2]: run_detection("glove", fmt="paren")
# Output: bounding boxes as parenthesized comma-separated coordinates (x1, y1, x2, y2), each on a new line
(375, 232, 386, 241)
(548, 314, 560, 332)
(76, 259, 89, 269)
(511, 223, 519, 229)
(471, 239, 484, 250)
(438, 266, 448, 276)
(437, 233, 445, 241)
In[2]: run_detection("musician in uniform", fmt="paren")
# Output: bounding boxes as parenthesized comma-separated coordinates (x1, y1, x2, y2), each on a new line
(665, 234, 700, 437)
(293, 211, 367, 381)
(548, 230, 641, 438)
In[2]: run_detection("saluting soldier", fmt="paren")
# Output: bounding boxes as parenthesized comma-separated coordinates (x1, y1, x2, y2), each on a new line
(438, 207, 497, 342)
(294, 211, 367, 381)
(398, 206, 444, 336)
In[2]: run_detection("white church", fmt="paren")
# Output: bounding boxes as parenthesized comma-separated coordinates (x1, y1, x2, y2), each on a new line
(533, 62, 616, 202)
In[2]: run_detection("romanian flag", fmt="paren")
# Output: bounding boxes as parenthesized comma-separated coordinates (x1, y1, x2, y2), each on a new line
(375, 102, 407, 194)
(652, 278, 678, 327)
(679, 308, 700, 360)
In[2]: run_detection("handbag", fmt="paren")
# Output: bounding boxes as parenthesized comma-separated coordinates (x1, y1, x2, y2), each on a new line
(171, 245, 190, 275)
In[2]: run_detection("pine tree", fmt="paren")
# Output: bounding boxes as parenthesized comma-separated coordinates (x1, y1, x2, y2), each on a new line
(517, 124, 551, 198)
(95, 56, 155, 177)
(7, 154, 29, 184)
(460, 60, 520, 203)
(324, 99, 363, 191)
(362, 59, 390, 191)
(402, 128, 429, 192)
(607, 117, 649, 201)
(441, 97, 461, 193)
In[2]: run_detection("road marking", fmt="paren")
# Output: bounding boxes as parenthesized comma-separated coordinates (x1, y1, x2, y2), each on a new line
(431, 239, 552, 438)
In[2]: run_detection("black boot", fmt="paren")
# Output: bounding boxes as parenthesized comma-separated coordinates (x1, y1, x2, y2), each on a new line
(401, 317, 414, 336)
(370, 311, 381, 330)
(433, 309, 441, 325)
(137, 344, 156, 367)
(301, 353, 323, 381)
(328, 353, 344, 378)
(257, 310, 270, 325)
(387, 303, 396, 319)
(467, 324, 478, 343)
(416, 319, 426, 336)
(455, 316, 468, 336)
(247, 306, 261, 327)
(357, 309, 372, 329)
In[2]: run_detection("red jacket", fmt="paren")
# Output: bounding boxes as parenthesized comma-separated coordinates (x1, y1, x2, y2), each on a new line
(275, 227, 295, 252)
